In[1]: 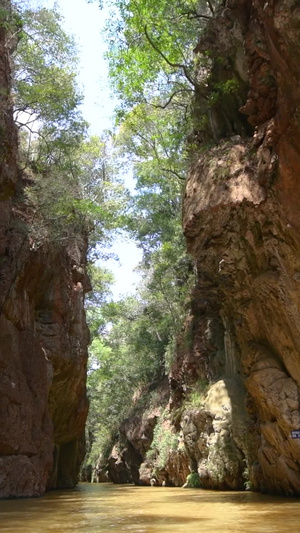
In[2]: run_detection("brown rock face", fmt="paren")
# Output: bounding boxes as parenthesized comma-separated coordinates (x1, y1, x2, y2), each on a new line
(181, 0, 300, 495)
(0, 4, 89, 498)
(93, 1, 300, 494)
(103, 382, 171, 487)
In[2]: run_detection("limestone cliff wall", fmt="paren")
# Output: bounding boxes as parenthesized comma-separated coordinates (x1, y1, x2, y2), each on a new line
(181, 0, 300, 495)
(0, 4, 89, 498)
(101, 0, 300, 496)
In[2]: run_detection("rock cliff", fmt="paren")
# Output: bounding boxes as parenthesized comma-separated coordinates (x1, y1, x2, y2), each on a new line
(102, 0, 300, 496)
(0, 3, 89, 498)
(182, 0, 300, 495)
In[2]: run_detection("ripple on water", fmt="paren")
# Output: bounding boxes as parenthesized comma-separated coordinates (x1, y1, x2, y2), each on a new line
(0, 483, 300, 533)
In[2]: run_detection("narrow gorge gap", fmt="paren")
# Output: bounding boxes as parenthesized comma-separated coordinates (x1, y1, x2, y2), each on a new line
(1, 0, 300, 521)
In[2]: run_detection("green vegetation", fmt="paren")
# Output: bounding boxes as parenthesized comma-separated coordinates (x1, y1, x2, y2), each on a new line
(205, 438, 241, 485)
(185, 472, 202, 488)
(13, 4, 126, 251)
(11, 0, 237, 481)
(105, 0, 216, 112)
(184, 379, 209, 408)
(243, 461, 252, 491)
(13, 6, 82, 135)
(83, 0, 221, 473)
(146, 409, 178, 469)
(84, 249, 193, 465)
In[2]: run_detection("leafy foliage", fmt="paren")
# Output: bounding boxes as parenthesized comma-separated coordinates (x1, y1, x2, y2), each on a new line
(13, 6, 128, 253)
(13, 6, 83, 134)
(185, 472, 202, 488)
(84, 231, 194, 468)
(104, 0, 217, 112)
(84, 0, 210, 471)
(24, 130, 127, 252)
(116, 103, 187, 256)
(183, 379, 209, 409)
(85, 289, 163, 465)
(146, 409, 178, 469)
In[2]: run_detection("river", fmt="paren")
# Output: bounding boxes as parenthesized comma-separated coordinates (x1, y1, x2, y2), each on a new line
(0, 483, 299, 532)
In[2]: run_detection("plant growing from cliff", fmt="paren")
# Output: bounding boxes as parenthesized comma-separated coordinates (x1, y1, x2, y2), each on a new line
(103, 0, 220, 111)
(184, 379, 209, 409)
(209, 78, 240, 105)
(205, 438, 241, 485)
(185, 472, 201, 488)
(12, 6, 128, 251)
(102, 0, 218, 209)
(146, 409, 178, 469)
(24, 132, 127, 250)
(0, 2, 22, 34)
(242, 460, 252, 491)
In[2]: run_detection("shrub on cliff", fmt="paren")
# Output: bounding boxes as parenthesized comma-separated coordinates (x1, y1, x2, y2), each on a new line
(146, 409, 178, 470)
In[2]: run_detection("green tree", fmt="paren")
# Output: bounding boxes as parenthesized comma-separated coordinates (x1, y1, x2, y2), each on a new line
(12, 6, 128, 253)
(13, 6, 83, 137)
(86, 263, 114, 341)
(83, 0, 203, 471)
(84, 232, 194, 467)
(115, 102, 186, 255)
(103, 0, 216, 254)
(24, 132, 128, 252)
(104, 0, 217, 113)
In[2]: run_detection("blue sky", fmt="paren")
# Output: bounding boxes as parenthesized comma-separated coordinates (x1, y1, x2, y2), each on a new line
(28, 0, 115, 133)
(27, 0, 142, 298)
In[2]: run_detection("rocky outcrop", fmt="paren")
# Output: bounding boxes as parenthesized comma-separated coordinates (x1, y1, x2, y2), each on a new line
(101, 0, 300, 496)
(181, 0, 300, 495)
(103, 382, 170, 486)
(0, 4, 89, 498)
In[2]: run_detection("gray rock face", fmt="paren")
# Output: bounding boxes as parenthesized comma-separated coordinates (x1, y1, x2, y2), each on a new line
(181, 379, 248, 490)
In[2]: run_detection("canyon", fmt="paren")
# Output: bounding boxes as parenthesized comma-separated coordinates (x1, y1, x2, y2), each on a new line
(103, 0, 300, 496)
(0, 2, 89, 497)
(1, 0, 300, 498)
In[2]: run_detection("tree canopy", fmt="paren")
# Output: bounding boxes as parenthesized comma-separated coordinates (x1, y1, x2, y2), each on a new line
(13, 6, 83, 133)
(13, 0, 206, 476)
(13, 4, 127, 254)
(105, 0, 217, 112)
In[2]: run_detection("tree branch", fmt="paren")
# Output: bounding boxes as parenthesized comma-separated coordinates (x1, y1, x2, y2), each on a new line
(151, 91, 181, 110)
(150, 88, 191, 110)
(144, 25, 195, 88)
(161, 167, 185, 182)
(144, 25, 208, 100)
(16, 122, 52, 169)
(180, 10, 211, 21)
(206, 0, 215, 15)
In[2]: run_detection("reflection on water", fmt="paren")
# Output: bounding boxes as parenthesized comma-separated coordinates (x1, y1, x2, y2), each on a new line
(0, 483, 300, 532)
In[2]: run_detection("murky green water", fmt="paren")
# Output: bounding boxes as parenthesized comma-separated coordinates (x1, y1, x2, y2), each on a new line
(0, 483, 300, 532)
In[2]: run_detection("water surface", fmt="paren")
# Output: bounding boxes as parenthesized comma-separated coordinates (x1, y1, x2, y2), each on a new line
(0, 482, 299, 532)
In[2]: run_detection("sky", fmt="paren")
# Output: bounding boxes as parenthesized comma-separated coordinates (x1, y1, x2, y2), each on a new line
(26, 0, 113, 132)
(26, 0, 142, 298)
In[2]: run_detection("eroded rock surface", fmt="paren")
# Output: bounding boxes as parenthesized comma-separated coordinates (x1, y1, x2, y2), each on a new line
(182, 0, 300, 495)
(101, 0, 300, 496)
(0, 5, 89, 498)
